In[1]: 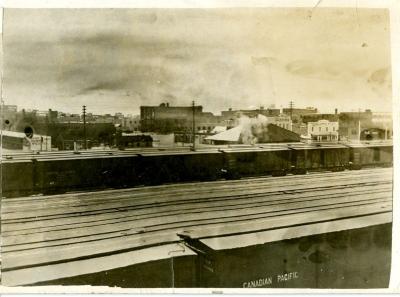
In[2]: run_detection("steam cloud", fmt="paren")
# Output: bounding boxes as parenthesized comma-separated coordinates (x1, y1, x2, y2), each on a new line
(239, 114, 269, 145)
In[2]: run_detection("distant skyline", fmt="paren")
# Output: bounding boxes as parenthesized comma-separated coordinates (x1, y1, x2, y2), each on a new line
(2, 8, 392, 115)
(4, 101, 391, 118)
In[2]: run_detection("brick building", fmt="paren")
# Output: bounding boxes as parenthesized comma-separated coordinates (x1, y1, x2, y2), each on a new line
(140, 103, 222, 134)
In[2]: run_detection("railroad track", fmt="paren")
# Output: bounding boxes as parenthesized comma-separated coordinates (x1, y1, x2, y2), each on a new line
(1, 167, 393, 286)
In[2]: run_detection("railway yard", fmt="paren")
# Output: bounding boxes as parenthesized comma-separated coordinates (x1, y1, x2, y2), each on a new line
(1, 167, 393, 287)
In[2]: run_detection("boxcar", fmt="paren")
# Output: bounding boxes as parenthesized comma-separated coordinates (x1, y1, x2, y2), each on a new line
(288, 143, 350, 173)
(137, 150, 224, 185)
(194, 223, 392, 288)
(347, 142, 393, 168)
(220, 145, 292, 178)
(1, 160, 35, 197)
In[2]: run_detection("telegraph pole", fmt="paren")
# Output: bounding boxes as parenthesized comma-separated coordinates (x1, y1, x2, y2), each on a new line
(289, 101, 294, 121)
(82, 105, 87, 150)
(191, 100, 195, 151)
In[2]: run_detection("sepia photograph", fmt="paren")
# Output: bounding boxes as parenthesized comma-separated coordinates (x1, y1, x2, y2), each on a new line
(0, 0, 397, 291)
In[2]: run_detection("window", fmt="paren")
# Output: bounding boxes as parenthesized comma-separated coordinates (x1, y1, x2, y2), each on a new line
(333, 126, 335, 131)
(326, 127, 328, 132)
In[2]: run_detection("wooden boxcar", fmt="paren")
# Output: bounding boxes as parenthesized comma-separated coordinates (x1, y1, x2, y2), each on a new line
(288, 143, 350, 173)
(346, 142, 393, 168)
(194, 223, 392, 288)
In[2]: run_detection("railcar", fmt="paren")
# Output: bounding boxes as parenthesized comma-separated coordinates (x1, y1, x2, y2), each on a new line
(288, 143, 350, 173)
(1, 142, 393, 198)
(220, 145, 292, 178)
(137, 150, 224, 185)
(1, 160, 35, 197)
(193, 223, 391, 288)
(346, 142, 393, 169)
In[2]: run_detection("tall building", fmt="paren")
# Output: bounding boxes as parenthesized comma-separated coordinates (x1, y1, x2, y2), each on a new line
(140, 103, 221, 133)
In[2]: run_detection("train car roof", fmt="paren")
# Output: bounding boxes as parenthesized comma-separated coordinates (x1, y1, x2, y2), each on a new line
(138, 149, 222, 156)
(344, 141, 393, 148)
(219, 146, 290, 153)
(286, 143, 349, 150)
(1, 168, 392, 286)
(200, 212, 391, 251)
(2, 141, 393, 162)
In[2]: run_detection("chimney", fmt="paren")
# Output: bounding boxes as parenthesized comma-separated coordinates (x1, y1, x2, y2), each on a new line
(335, 108, 338, 115)
(166, 103, 169, 107)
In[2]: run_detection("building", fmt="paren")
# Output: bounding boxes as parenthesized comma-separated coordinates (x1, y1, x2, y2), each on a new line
(58, 113, 82, 123)
(301, 113, 339, 124)
(122, 115, 141, 132)
(267, 115, 293, 131)
(205, 121, 300, 145)
(140, 103, 222, 134)
(116, 133, 153, 148)
(282, 107, 318, 122)
(307, 120, 339, 142)
(1, 130, 51, 151)
(220, 107, 280, 127)
(2, 105, 18, 131)
(338, 110, 373, 141)
(370, 112, 393, 140)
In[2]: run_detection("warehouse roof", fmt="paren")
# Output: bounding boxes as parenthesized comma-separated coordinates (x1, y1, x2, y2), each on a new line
(205, 126, 242, 142)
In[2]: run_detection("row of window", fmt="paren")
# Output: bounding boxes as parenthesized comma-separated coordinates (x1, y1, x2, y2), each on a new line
(197, 126, 213, 131)
(311, 126, 336, 132)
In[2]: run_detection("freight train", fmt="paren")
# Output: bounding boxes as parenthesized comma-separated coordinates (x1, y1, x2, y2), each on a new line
(1, 141, 393, 198)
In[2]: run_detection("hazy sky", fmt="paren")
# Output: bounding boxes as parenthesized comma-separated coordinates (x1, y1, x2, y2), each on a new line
(2, 8, 392, 115)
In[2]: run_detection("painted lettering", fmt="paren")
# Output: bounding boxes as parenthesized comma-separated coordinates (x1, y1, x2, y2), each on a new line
(243, 272, 299, 287)
(277, 272, 299, 282)
(243, 276, 272, 288)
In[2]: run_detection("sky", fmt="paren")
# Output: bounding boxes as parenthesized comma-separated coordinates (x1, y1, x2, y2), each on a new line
(2, 7, 392, 115)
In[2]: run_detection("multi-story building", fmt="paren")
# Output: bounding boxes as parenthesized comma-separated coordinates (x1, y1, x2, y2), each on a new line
(58, 113, 82, 123)
(282, 107, 318, 122)
(140, 103, 222, 134)
(123, 115, 141, 132)
(268, 115, 293, 131)
(307, 120, 339, 142)
(301, 113, 339, 124)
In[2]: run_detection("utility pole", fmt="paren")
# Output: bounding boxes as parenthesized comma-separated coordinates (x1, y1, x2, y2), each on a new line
(289, 101, 294, 121)
(358, 108, 361, 142)
(82, 105, 87, 150)
(191, 100, 195, 151)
